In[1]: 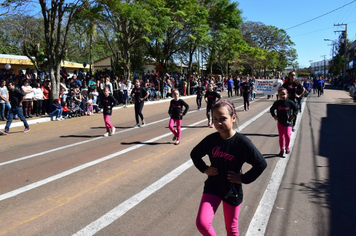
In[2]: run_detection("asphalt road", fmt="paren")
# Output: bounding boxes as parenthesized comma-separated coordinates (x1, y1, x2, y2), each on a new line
(0, 85, 355, 236)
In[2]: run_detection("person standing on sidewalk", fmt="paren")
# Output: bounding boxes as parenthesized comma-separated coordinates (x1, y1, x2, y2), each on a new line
(0, 80, 30, 135)
(0, 79, 11, 121)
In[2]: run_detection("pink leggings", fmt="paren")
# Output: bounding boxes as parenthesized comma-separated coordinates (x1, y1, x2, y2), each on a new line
(277, 122, 292, 151)
(103, 114, 113, 132)
(169, 118, 181, 141)
(196, 194, 240, 236)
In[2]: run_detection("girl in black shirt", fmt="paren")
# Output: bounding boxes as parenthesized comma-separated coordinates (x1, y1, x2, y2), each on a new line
(270, 87, 298, 156)
(191, 101, 267, 235)
(102, 87, 118, 137)
(204, 83, 221, 128)
(131, 79, 149, 127)
(168, 89, 189, 145)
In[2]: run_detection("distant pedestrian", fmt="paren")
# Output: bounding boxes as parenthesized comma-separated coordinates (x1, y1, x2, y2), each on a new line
(168, 89, 189, 145)
(270, 87, 298, 156)
(0, 79, 10, 121)
(227, 76, 233, 97)
(191, 101, 267, 236)
(241, 77, 252, 111)
(195, 81, 205, 110)
(317, 77, 325, 97)
(0, 80, 30, 135)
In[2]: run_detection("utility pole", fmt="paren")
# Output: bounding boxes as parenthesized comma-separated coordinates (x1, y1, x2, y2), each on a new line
(309, 60, 313, 75)
(321, 55, 326, 76)
(334, 23, 347, 78)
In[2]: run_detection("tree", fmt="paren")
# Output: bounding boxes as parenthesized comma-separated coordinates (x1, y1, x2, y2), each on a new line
(240, 21, 296, 75)
(1, 0, 87, 101)
(96, 0, 161, 78)
(0, 15, 46, 70)
(204, 0, 244, 76)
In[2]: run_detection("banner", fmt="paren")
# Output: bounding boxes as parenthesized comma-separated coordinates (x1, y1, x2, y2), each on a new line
(255, 79, 279, 95)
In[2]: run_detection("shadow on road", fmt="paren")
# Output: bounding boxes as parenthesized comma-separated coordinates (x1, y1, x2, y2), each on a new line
(241, 133, 279, 138)
(319, 103, 356, 236)
(121, 141, 172, 145)
(298, 101, 356, 236)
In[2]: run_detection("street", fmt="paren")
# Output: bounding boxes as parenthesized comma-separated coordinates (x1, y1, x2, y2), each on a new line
(0, 85, 355, 236)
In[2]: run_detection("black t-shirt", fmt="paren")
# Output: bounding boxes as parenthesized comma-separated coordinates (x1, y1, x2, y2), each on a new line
(9, 88, 25, 107)
(204, 90, 221, 107)
(241, 82, 251, 94)
(191, 132, 267, 206)
(168, 99, 189, 120)
(131, 87, 147, 103)
(270, 99, 298, 127)
(196, 86, 205, 97)
(282, 81, 298, 101)
(102, 95, 118, 115)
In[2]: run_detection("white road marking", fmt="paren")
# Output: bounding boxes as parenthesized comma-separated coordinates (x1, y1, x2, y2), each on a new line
(0, 97, 263, 167)
(245, 98, 307, 236)
(0, 119, 205, 202)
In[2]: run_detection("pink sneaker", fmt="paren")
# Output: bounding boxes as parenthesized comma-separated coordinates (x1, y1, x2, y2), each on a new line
(23, 128, 30, 133)
(0, 129, 9, 135)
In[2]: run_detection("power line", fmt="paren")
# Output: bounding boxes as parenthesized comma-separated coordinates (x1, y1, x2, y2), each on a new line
(285, 0, 356, 30)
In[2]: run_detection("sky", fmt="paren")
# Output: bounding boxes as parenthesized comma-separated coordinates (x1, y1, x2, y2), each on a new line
(237, 0, 356, 68)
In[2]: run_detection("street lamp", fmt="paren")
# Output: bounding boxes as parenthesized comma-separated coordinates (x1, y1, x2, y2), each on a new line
(324, 39, 338, 74)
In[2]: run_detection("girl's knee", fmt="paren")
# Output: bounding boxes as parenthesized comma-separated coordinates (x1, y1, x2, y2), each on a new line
(196, 216, 214, 235)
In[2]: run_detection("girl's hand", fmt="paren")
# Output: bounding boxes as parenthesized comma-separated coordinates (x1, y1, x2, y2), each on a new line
(204, 166, 218, 176)
(107, 106, 111, 109)
(180, 113, 183, 116)
(227, 171, 242, 184)
(273, 116, 279, 121)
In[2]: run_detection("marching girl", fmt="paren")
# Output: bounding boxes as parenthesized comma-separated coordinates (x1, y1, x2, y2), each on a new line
(102, 87, 118, 137)
(191, 100, 267, 235)
(270, 87, 298, 156)
(131, 79, 149, 127)
(168, 89, 189, 145)
(204, 83, 221, 128)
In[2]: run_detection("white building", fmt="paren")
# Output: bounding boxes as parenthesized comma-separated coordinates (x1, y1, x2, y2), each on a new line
(311, 59, 331, 76)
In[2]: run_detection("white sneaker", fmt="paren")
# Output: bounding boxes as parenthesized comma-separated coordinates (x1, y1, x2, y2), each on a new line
(111, 127, 116, 135)
(141, 120, 146, 126)
(103, 132, 109, 137)
(134, 124, 140, 128)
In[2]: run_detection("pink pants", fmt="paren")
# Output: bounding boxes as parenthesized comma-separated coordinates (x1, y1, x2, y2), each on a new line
(103, 114, 113, 132)
(169, 118, 181, 141)
(277, 122, 292, 152)
(196, 194, 240, 236)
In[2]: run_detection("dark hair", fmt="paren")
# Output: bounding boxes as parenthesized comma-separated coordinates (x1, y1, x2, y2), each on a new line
(211, 100, 238, 128)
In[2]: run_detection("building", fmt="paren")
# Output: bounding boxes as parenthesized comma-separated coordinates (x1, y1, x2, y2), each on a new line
(0, 54, 87, 76)
(346, 39, 356, 77)
(310, 59, 331, 76)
